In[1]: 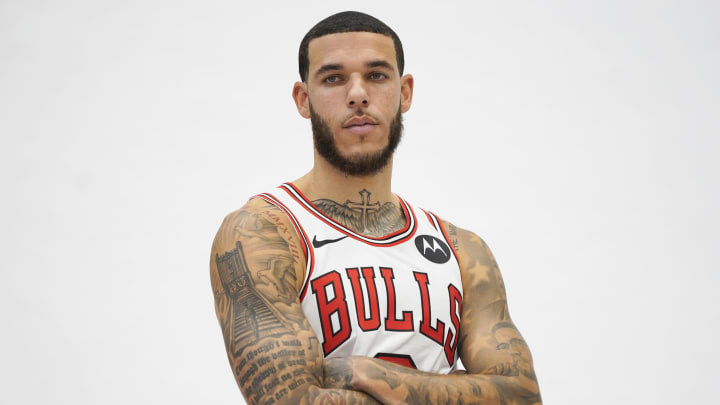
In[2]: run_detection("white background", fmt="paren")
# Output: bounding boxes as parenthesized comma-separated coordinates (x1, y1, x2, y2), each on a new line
(1, 1, 718, 404)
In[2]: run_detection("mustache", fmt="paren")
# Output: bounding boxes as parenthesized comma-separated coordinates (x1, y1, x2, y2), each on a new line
(342, 109, 380, 123)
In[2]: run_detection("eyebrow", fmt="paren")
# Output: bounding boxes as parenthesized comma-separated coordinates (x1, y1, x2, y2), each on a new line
(366, 60, 394, 71)
(313, 60, 395, 79)
(314, 63, 343, 78)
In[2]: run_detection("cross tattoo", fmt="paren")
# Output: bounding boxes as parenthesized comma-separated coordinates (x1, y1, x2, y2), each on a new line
(345, 189, 381, 232)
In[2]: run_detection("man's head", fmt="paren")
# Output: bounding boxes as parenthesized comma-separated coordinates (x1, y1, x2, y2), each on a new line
(298, 12, 405, 83)
(292, 11, 414, 177)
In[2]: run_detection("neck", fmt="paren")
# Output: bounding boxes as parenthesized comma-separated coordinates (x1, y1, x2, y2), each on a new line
(291, 152, 403, 237)
(296, 150, 395, 203)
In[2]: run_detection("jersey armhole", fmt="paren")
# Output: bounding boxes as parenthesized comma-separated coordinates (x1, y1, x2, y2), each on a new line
(420, 208, 438, 231)
(427, 211, 460, 264)
(251, 193, 316, 302)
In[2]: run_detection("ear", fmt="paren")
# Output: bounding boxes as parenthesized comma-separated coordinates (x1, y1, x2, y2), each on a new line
(400, 74, 414, 113)
(292, 81, 311, 119)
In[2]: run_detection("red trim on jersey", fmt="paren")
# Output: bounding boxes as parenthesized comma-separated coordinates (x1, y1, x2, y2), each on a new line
(280, 182, 417, 247)
(284, 182, 412, 240)
(431, 212, 460, 264)
(252, 193, 315, 302)
(420, 208, 438, 231)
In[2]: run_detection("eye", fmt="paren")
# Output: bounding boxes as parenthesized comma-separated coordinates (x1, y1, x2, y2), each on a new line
(369, 72, 387, 81)
(323, 75, 341, 84)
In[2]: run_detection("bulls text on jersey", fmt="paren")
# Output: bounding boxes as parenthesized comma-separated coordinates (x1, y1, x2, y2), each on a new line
(310, 265, 462, 366)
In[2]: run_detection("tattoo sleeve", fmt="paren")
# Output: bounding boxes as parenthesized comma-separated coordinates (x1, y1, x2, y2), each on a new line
(210, 199, 381, 405)
(323, 221, 542, 405)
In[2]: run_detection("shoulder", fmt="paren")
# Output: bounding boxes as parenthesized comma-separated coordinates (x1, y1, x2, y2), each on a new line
(435, 218, 496, 270)
(436, 218, 504, 299)
(213, 198, 274, 244)
(210, 196, 308, 293)
(213, 196, 301, 251)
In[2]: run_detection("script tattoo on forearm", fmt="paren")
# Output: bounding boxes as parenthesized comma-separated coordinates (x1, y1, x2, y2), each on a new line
(313, 189, 405, 237)
(211, 204, 382, 405)
(212, 207, 322, 404)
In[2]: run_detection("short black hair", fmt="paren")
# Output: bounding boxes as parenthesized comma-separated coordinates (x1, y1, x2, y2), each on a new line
(298, 11, 404, 82)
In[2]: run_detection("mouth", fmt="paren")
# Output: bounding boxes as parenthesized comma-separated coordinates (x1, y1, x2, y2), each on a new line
(344, 122, 378, 135)
(342, 116, 379, 135)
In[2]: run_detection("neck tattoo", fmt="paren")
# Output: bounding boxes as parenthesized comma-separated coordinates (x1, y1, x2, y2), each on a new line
(313, 189, 405, 237)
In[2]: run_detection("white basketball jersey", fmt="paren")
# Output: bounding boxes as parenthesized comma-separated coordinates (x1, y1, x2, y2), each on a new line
(254, 183, 463, 373)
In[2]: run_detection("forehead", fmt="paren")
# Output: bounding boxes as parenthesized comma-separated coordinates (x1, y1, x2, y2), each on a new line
(307, 31, 397, 71)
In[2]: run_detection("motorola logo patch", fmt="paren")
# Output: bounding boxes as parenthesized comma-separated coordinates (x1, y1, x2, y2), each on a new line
(414, 235, 451, 264)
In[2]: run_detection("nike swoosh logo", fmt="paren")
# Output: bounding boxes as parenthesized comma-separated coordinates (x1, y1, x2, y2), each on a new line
(312, 235, 348, 248)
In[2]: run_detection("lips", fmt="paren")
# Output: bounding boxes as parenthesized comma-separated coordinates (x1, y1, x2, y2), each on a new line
(343, 115, 378, 127)
(343, 116, 378, 135)
(345, 124, 376, 135)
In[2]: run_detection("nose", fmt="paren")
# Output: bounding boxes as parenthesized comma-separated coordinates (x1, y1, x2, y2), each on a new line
(346, 75, 369, 108)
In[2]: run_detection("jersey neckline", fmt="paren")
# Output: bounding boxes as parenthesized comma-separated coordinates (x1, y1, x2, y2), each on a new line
(279, 182, 418, 247)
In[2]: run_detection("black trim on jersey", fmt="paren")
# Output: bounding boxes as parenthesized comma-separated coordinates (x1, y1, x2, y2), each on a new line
(279, 183, 418, 246)
(311, 270, 352, 357)
(380, 267, 414, 332)
(413, 271, 446, 346)
(346, 266, 381, 332)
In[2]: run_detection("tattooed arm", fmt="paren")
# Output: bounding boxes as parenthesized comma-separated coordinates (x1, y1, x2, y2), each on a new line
(324, 221, 542, 405)
(210, 198, 380, 405)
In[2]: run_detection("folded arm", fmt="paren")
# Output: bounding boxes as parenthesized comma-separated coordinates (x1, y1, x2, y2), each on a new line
(210, 199, 380, 405)
(324, 222, 541, 405)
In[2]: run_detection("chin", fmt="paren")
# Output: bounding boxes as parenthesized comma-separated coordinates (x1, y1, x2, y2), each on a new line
(338, 142, 388, 159)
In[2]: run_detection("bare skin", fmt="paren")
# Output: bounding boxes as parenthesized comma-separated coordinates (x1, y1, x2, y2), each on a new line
(291, 31, 413, 207)
(211, 199, 382, 404)
(322, 220, 542, 405)
(210, 30, 541, 404)
(211, 197, 541, 405)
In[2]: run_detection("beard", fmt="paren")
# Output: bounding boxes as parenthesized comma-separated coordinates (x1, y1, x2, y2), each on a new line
(310, 103, 403, 177)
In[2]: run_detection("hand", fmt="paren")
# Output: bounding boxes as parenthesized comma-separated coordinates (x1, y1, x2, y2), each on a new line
(323, 357, 355, 390)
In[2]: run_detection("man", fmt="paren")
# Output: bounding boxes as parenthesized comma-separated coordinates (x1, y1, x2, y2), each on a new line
(210, 11, 542, 405)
